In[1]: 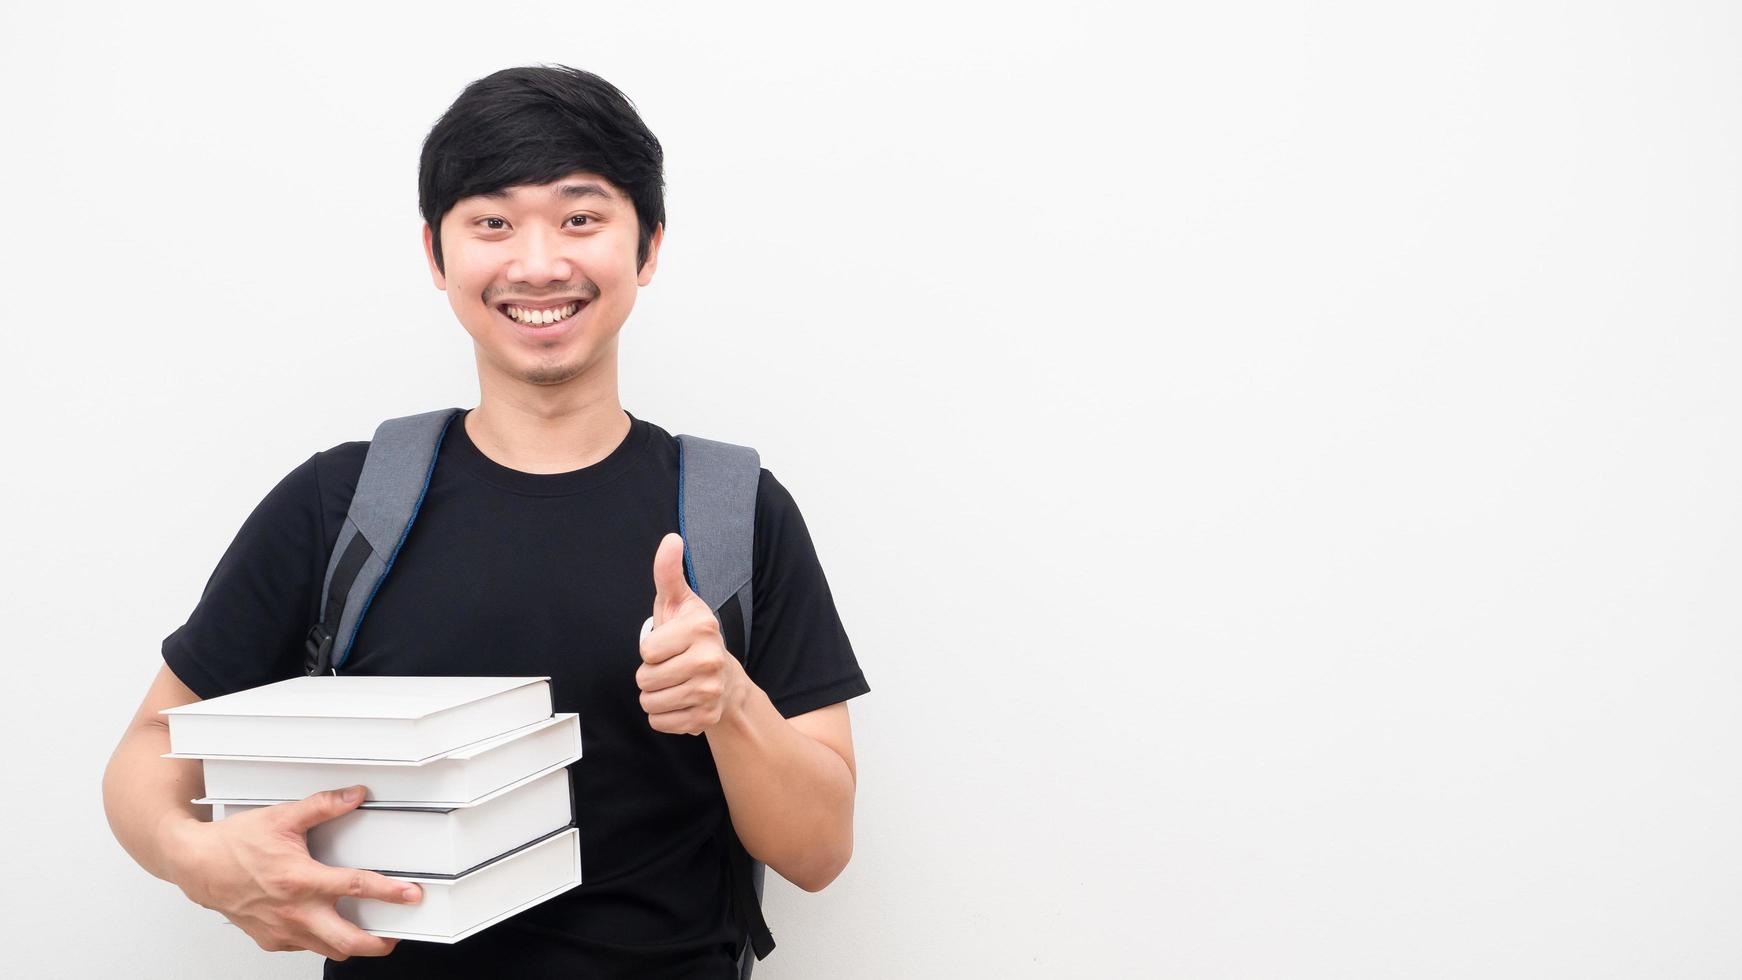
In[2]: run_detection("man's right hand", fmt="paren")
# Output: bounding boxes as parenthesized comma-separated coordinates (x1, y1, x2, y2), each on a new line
(166, 784, 423, 961)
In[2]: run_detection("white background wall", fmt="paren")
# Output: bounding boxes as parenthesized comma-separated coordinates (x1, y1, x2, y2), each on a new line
(2, 1, 1739, 976)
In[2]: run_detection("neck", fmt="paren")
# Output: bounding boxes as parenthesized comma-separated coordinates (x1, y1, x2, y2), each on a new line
(466, 349, 631, 475)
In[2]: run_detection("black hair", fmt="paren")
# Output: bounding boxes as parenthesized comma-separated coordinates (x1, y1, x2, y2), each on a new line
(418, 64, 666, 277)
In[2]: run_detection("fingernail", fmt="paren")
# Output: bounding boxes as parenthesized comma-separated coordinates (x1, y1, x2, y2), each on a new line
(403, 886, 421, 902)
(342, 787, 362, 802)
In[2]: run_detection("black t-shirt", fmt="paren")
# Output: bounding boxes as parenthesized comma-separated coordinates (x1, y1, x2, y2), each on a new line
(161, 409, 870, 979)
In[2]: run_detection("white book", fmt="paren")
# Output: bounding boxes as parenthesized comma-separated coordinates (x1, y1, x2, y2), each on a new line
(204, 766, 575, 877)
(338, 826, 582, 943)
(170, 713, 581, 806)
(161, 676, 553, 761)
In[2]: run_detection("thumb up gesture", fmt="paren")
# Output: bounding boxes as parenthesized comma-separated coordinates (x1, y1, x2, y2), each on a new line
(636, 532, 748, 735)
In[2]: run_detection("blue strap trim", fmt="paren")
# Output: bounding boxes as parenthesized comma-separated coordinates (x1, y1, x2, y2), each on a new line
(677, 435, 699, 593)
(333, 408, 461, 670)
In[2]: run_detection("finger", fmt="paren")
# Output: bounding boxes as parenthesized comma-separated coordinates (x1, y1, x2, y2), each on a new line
(635, 654, 694, 692)
(638, 620, 692, 666)
(651, 532, 701, 627)
(309, 864, 425, 906)
(273, 785, 367, 832)
(243, 922, 339, 958)
(648, 706, 709, 735)
(640, 678, 708, 716)
(639, 608, 722, 666)
(303, 905, 401, 959)
(287, 934, 347, 960)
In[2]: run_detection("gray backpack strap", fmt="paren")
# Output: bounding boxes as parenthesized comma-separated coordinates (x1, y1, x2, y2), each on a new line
(303, 408, 463, 675)
(675, 433, 773, 973)
(675, 434, 760, 660)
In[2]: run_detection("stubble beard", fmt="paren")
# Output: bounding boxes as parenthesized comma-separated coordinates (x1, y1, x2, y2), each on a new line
(518, 345, 590, 386)
(472, 306, 615, 389)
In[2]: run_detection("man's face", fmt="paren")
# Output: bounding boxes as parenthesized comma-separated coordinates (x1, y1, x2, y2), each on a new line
(424, 171, 661, 388)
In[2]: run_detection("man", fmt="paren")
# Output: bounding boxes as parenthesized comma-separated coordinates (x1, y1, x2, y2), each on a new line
(101, 64, 868, 978)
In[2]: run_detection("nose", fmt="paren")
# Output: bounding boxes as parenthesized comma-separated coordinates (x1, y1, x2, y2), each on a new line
(505, 223, 576, 287)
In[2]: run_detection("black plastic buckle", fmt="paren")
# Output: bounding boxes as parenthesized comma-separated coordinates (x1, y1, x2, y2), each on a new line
(304, 623, 336, 676)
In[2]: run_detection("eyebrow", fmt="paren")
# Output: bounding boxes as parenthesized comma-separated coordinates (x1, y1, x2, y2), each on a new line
(479, 181, 618, 206)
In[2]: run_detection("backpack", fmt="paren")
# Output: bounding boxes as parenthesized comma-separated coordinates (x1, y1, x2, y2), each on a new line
(300, 407, 776, 977)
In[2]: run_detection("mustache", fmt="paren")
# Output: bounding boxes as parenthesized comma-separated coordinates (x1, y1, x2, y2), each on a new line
(487, 286, 597, 304)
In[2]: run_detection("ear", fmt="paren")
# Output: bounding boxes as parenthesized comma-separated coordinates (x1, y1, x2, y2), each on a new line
(423, 222, 446, 290)
(636, 222, 664, 287)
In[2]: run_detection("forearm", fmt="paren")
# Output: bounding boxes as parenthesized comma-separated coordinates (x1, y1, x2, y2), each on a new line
(705, 683, 855, 892)
(102, 720, 206, 884)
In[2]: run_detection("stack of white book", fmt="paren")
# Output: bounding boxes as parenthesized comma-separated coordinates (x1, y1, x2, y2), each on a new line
(161, 675, 583, 943)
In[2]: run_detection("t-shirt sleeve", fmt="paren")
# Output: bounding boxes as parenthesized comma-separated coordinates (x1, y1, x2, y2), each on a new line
(161, 453, 330, 700)
(746, 468, 870, 718)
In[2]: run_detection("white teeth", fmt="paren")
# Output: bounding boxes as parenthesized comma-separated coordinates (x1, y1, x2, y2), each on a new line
(503, 302, 580, 324)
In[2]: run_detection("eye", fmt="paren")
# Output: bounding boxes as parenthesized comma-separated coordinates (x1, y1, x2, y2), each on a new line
(566, 214, 592, 228)
(478, 217, 507, 230)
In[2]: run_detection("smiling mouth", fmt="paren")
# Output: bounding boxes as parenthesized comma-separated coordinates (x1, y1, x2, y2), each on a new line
(496, 300, 588, 326)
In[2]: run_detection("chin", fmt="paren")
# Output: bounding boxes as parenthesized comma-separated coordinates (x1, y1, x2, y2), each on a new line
(518, 363, 590, 386)
(501, 344, 601, 386)
(471, 317, 617, 388)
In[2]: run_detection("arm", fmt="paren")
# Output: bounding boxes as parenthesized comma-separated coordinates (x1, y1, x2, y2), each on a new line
(707, 687, 856, 892)
(101, 663, 421, 960)
(637, 532, 858, 892)
(102, 662, 210, 883)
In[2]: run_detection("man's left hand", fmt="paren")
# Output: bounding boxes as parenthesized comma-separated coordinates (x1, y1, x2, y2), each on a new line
(636, 532, 749, 735)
